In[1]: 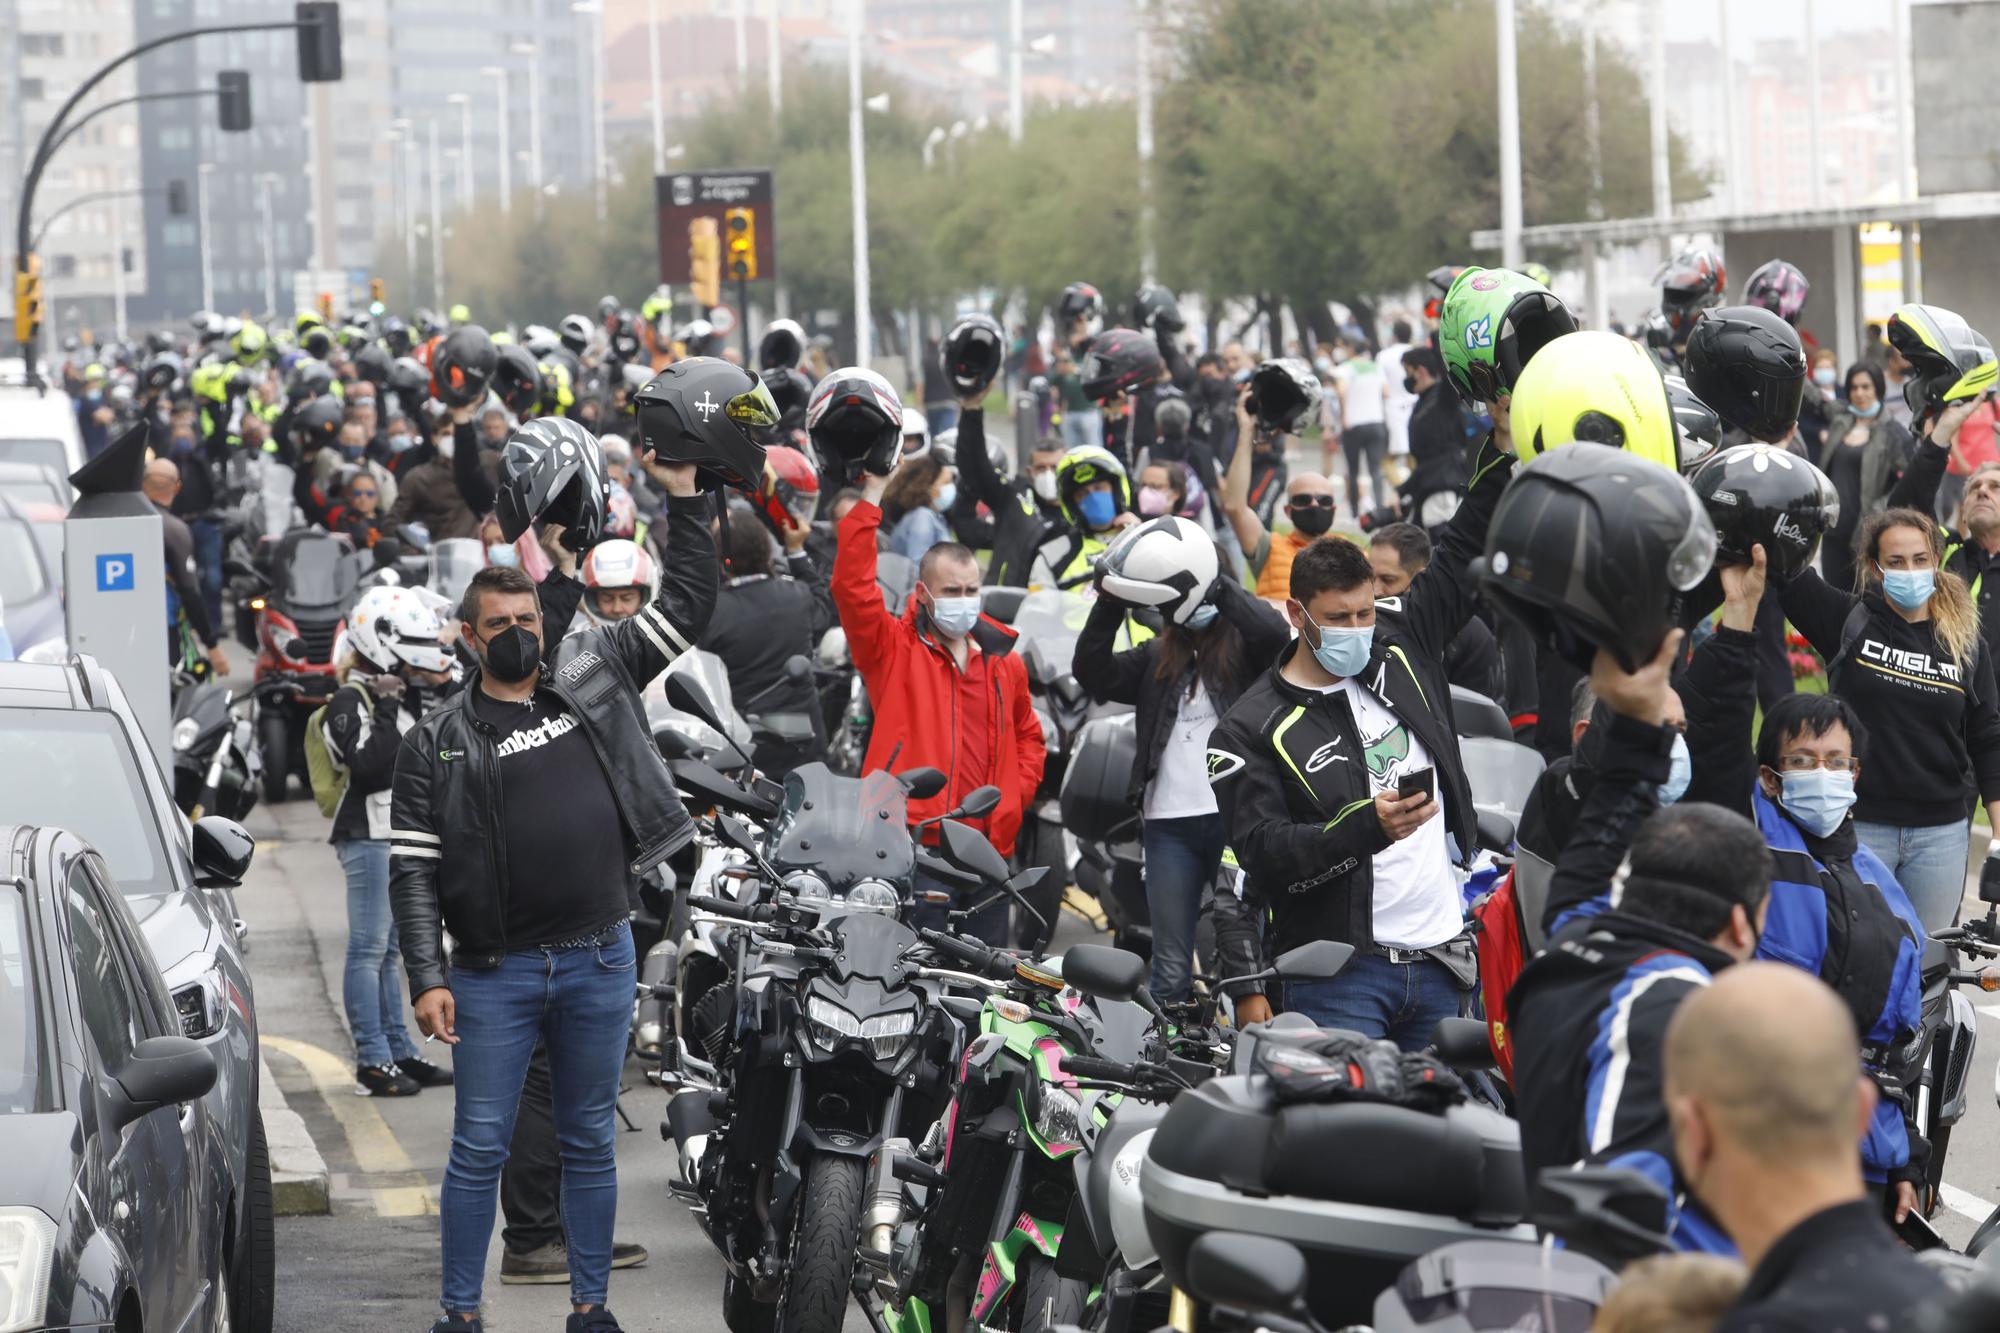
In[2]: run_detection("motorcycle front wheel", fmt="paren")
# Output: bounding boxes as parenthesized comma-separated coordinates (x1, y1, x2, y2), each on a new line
(776, 1154, 865, 1333)
(1015, 1253, 1089, 1332)
(258, 711, 290, 804)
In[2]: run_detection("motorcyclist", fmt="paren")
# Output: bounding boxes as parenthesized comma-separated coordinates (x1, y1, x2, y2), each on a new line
(1026, 443, 1135, 590)
(1651, 246, 1727, 370)
(570, 539, 655, 631)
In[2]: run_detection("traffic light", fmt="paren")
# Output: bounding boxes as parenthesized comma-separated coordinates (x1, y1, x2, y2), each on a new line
(296, 2, 344, 83)
(167, 179, 189, 216)
(217, 71, 253, 132)
(369, 277, 384, 304)
(14, 256, 43, 345)
(319, 292, 335, 321)
(689, 216, 721, 308)
(724, 207, 757, 282)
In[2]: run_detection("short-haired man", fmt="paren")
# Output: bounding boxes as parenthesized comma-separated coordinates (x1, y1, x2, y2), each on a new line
(1207, 435, 1515, 1048)
(952, 389, 1069, 587)
(1665, 964, 1949, 1329)
(1219, 392, 1339, 601)
(391, 452, 711, 1333)
(1368, 522, 1503, 701)
(1947, 460, 2000, 663)
(833, 470, 1046, 943)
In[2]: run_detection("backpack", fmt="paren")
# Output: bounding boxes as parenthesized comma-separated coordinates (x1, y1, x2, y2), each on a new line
(1470, 866, 1528, 1086)
(304, 682, 371, 819)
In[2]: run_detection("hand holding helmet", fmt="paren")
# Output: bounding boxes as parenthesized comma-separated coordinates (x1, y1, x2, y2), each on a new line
(1718, 543, 1768, 633)
(1244, 358, 1322, 434)
(1887, 303, 1997, 432)
(632, 356, 778, 493)
(943, 314, 1005, 403)
(1095, 516, 1220, 626)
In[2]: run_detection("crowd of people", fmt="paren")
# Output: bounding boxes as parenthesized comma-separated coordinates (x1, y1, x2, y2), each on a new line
(27, 250, 2000, 1331)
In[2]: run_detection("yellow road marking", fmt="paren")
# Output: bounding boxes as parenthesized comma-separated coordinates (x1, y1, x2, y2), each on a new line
(263, 1034, 437, 1216)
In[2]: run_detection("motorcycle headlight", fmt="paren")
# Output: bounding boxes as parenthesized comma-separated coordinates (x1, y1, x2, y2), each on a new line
(807, 996, 860, 1051)
(845, 879, 900, 914)
(164, 959, 228, 1040)
(1035, 1085, 1082, 1148)
(0, 1207, 56, 1333)
(861, 1009, 917, 1061)
(785, 871, 831, 901)
(172, 717, 201, 752)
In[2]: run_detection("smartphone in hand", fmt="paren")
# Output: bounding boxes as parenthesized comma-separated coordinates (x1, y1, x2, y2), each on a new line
(1396, 766, 1435, 802)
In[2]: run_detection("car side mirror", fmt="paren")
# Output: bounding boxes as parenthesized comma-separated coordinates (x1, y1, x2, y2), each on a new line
(106, 1036, 217, 1130)
(1271, 940, 1352, 983)
(1183, 1233, 1309, 1318)
(898, 766, 948, 801)
(192, 816, 254, 888)
(1057, 944, 1150, 1005)
(937, 819, 1009, 885)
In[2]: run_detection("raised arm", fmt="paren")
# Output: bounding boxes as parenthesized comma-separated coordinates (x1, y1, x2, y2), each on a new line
(597, 464, 717, 686)
(1395, 436, 1516, 660)
(1219, 399, 1268, 561)
(1680, 548, 1765, 816)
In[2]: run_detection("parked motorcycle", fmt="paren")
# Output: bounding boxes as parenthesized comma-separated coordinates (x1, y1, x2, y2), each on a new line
(1905, 884, 2000, 1231)
(168, 671, 289, 821)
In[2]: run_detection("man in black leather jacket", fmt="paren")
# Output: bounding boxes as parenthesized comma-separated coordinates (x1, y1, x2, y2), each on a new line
(390, 454, 711, 1333)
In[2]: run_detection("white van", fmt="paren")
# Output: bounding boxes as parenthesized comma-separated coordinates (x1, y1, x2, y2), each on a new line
(0, 358, 87, 480)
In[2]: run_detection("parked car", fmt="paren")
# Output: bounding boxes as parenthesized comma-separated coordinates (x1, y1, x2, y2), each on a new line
(1, 822, 235, 1332)
(0, 655, 272, 1331)
(0, 492, 64, 656)
(0, 363, 87, 480)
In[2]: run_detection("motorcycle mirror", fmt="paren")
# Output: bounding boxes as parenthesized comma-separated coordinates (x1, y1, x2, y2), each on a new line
(713, 815, 758, 856)
(283, 639, 311, 663)
(945, 785, 1002, 821)
(1271, 940, 1353, 983)
(1057, 944, 1149, 1005)
(1183, 1233, 1309, 1318)
(898, 766, 948, 800)
(783, 653, 812, 683)
(664, 672, 730, 739)
(1529, 1166, 1674, 1267)
(1476, 808, 1516, 854)
(654, 727, 701, 761)
(937, 819, 1010, 885)
(1981, 872, 2000, 907)
(963, 1031, 1006, 1073)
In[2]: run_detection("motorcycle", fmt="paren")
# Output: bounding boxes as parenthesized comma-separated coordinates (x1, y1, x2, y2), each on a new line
(1060, 714, 1150, 959)
(1903, 884, 2000, 1232)
(168, 670, 289, 821)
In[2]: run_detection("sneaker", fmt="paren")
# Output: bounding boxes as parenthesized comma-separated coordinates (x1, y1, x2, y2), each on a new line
(566, 1309, 622, 1333)
(499, 1241, 568, 1285)
(356, 1064, 421, 1097)
(427, 1318, 482, 1333)
(396, 1055, 455, 1087)
(610, 1241, 648, 1271)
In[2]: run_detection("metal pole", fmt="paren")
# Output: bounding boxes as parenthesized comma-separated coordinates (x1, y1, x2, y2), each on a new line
(1495, 0, 1522, 269)
(1649, 0, 1670, 245)
(457, 97, 473, 212)
(1894, 0, 1915, 198)
(1718, 0, 1738, 213)
(648, 0, 666, 171)
(734, 0, 749, 95)
(1582, 13, 1603, 222)
(847, 0, 872, 366)
(739, 274, 751, 363)
(496, 71, 512, 215)
(593, 8, 607, 224)
(1805, 0, 1823, 208)
(1008, 0, 1023, 146)
(307, 86, 328, 270)
(404, 140, 419, 289)
(259, 176, 276, 320)
(767, 0, 782, 119)
(429, 119, 445, 309)
(529, 49, 544, 219)
(110, 191, 126, 339)
(1135, 0, 1155, 284)
(196, 163, 214, 313)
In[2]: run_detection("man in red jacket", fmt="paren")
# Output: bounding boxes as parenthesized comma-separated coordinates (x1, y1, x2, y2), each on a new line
(835, 469, 1047, 942)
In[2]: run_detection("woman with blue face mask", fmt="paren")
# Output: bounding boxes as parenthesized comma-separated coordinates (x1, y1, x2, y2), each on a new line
(878, 453, 959, 564)
(1776, 508, 2000, 933)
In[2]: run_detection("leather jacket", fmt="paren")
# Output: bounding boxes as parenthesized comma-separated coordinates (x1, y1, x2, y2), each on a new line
(389, 493, 718, 998)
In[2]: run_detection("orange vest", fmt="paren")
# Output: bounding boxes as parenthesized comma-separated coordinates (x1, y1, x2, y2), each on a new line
(1255, 530, 1312, 600)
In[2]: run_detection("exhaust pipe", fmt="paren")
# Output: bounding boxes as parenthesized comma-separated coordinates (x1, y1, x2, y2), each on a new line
(861, 1137, 914, 1261)
(665, 1087, 718, 1184)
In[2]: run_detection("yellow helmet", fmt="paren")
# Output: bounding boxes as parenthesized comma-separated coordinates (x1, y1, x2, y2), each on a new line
(1510, 330, 1682, 472)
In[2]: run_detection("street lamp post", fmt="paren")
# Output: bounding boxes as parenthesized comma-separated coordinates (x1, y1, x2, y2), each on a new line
(767, 0, 782, 119)
(846, 0, 871, 365)
(573, 2, 607, 224)
(429, 118, 445, 308)
(196, 161, 215, 313)
(510, 41, 543, 220)
(1135, 0, 1155, 284)
(256, 172, 279, 320)
(480, 66, 511, 215)
(110, 190, 127, 339)
(1496, 0, 1522, 269)
(447, 92, 473, 212)
(648, 0, 666, 172)
(1008, 0, 1023, 146)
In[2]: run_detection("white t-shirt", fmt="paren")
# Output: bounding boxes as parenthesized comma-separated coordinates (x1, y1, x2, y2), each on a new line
(1328, 677, 1462, 949)
(1378, 342, 1415, 456)
(1145, 680, 1221, 820)
(1334, 359, 1385, 428)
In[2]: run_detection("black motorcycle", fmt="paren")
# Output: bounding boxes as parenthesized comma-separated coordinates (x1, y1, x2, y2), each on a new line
(168, 671, 294, 821)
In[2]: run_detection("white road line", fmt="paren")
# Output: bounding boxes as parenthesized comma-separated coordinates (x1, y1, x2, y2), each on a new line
(1977, 1004, 2000, 1021)
(1940, 1182, 1997, 1224)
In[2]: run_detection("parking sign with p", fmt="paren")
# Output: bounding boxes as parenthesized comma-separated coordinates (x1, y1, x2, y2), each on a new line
(96, 553, 135, 591)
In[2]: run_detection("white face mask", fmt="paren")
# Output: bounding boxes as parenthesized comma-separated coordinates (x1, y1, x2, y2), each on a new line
(437, 435, 455, 460)
(1032, 470, 1060, 503)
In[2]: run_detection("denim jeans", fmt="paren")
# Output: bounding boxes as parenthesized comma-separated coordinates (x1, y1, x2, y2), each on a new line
(1855, 819, 1971, 934)
(1283, 953, 1461, 1053)
(188, 516, 226, 635)
(337, 840, 418, 1069)
(925, 403, 961, 437)
(438, 921, 636, 1314)
(1141, 813, 1225, 1004)
(1060, 407, 1103, 450)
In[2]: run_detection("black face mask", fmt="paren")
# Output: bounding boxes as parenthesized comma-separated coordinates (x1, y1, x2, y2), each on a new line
(1403, 374, 1419, 395)
(1289, 505, 1335, 537)
(476, 624, 541, 684)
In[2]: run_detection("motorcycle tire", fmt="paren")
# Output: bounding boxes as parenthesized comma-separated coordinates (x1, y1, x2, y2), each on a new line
(1013, 818, 1066, 951)
(259, 712, 290, 804)
(776, 1154, 865, 1333)
(724, 1269, 778, 1333)
(1015, 1253, 1089, 1333)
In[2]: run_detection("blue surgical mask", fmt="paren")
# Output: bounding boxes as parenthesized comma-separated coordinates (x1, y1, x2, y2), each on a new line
(1077, 489, 1118, 530)
(1778, 766, 1856, 838)
(341, 444, 365, 462)
(1305, 612, 1374, 679)
(1185, 603, 1219, 631)
(926, 593, 981, 638)
(1656, 731, 1691, 805)
(1813, 367, 1838, 389)
(1854, 399, 1882, 419)
(487, 542, 520, 568)
(387, 432, 413, 453)
(1880, 566, 1935, 611)
(932, 481, 957, 513)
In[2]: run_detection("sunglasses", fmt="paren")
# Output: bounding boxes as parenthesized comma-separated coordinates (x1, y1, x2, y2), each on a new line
(349, 489, 379, 500)
(1288, 494, 1336, 509)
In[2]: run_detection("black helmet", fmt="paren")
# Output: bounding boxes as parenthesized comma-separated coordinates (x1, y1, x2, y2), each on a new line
(607, 325, 643, 366)
(492, 344, 542, 417)
(806, 366, 905, 479)
(497, 417, 611, 549)
(1132, 282, 1185, 333)
(146, 330, 175, 355)
(1477, 443, 1717, 673)
(1886, 303, 1999, 428)
(1657, 247, 1727, 341)
(1687, 442, 1839, 585)
(758, 319, 806, 372)
(289, 394, 345, 454)
(432, 325, 499, 409)
(760, 366, 812, 423)
(1078, 328, 1163, 403)
(142, 353, 182, 393)
(300, 325, 335, 360)
(417, 308, 447, 339)
(1682, 305, 1806, 443)
(943, 314, 1005, 398)
(1058, 282, 1104, 337)
(1661, 373, 1722, 472)
(1245, 358, 1322, 434)
(351, 342, 393, 388)
(379, 316, 412, 359)
(1743, 259, 1810, 326)
(633, 356, 779, 492)
(285, 358, 338, 403)
(386, 356, 431, 421)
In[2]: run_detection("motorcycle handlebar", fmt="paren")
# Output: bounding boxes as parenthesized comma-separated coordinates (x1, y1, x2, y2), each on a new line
(916, 927, 995, 971)
(687, 894, 770, 923)
(1062, 1055, 1142, 1084)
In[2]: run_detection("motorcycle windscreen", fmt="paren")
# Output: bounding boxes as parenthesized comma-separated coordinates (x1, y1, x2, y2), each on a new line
(285, 536, 364, 610)
(766, 762, 915, 890)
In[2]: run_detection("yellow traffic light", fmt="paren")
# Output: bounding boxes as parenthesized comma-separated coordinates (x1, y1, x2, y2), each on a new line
(724, 207, 757, 282)
(369, 277, 385, 304)
(689, 216, 722, 308)
(14, 256, 43, 345)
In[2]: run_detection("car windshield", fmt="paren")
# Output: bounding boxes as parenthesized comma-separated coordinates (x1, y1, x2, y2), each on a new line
(0, 711, 170, 896)
(0, 888, 48, 1114)
(0, 439, 66, 478)
(0, 518, 49, 604)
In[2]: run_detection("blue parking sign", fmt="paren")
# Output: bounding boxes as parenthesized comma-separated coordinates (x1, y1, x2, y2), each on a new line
(96, 553, 135, 591)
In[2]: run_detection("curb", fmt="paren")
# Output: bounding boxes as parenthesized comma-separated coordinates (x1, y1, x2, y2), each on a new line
(259, 1056, 331, 1216)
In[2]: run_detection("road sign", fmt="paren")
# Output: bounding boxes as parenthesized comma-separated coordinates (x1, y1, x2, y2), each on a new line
(707, 304, 738, 337)
(656, 168, 775, 287)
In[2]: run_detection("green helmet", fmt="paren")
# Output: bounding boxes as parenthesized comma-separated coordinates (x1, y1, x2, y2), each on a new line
(1438, 266, 1577, 406)
(1519, 261, 1553, 287)
(231, 320, 269, 366)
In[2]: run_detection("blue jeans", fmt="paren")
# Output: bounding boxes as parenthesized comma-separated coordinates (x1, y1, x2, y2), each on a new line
(438, 921, 636, 1314)
(1142, 813, 1224, 1004)
(188, 516, 226, 634)
(1855, 819, 1971, 934)
(337, 840, 419, 1069)
(1060, 407, 1103, 450)
(925, 402, 961, 437)
(1284, 953, 1461, 1052)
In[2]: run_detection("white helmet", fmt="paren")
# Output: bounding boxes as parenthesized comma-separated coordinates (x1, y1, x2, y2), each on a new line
(902, 404, 930, 451)
(581, 539, 656, 617)
(1097, 515, 1220, 626)
(346, 586, 452, 674)
(559, 313, 594, 354)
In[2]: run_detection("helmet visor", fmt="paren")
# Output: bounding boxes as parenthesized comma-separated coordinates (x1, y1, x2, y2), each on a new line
(725, 379, 782, 429)
(1666, 505, 1719, 592)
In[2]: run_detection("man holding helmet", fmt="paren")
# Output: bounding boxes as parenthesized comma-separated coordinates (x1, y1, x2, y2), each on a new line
(392, 360, 762, 1333)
